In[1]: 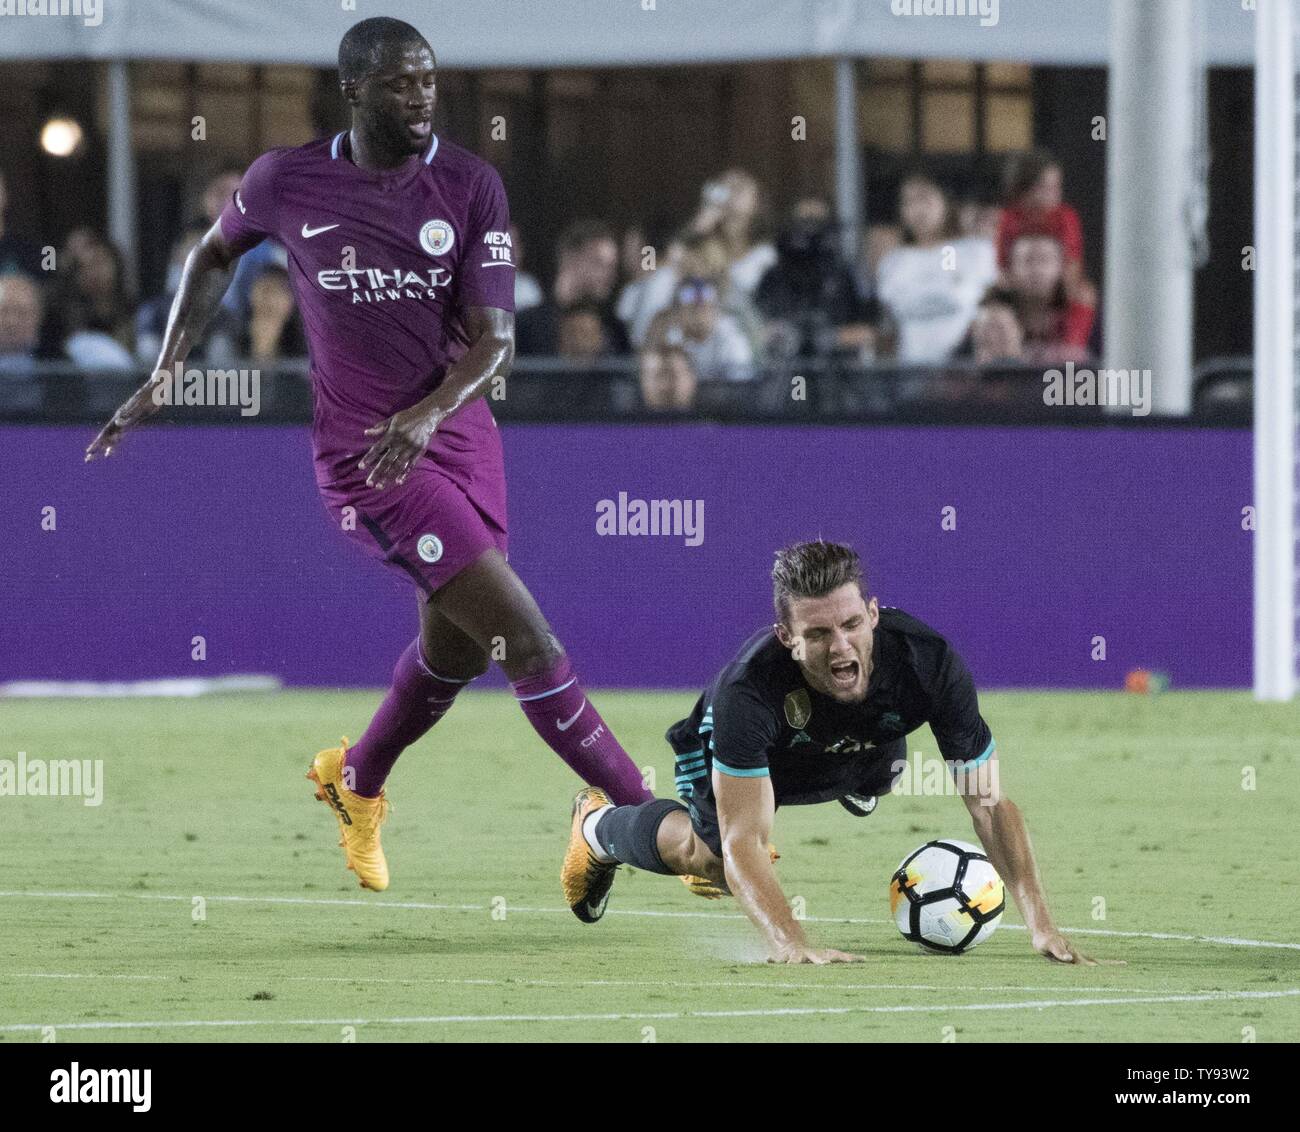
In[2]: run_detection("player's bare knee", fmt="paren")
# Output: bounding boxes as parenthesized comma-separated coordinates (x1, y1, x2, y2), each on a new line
(423, 644, 489, 683)
(500, 625, 565, 679)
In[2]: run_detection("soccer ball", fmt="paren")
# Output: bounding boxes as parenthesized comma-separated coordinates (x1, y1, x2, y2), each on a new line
(889, 839, 1005, 954)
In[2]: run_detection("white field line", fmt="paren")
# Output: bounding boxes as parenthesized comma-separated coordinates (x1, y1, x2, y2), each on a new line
(2, 888, 1298, 952)
(4, 973, 167, 981)
(2, 989, 1297, 1034)
(0, 972, 1175, 994)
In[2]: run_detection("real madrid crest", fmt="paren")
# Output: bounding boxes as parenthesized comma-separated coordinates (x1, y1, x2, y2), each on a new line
(419, 219, 455, 257)
(783, 688, 812, 729)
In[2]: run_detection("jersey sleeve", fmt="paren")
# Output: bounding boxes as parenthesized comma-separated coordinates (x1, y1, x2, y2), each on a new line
(708, 680, 781, 778)
(218, 151, 282, 256)
(456, 164, 515, 313)
(928, 641, 995, 767)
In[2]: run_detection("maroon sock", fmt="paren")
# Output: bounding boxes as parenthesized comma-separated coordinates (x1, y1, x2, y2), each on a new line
(511, 657, 654, 806)
(345, 638, 470, 797)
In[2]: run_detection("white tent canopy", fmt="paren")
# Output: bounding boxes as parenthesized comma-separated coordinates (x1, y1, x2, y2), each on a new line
(0, 0, 1258, 67)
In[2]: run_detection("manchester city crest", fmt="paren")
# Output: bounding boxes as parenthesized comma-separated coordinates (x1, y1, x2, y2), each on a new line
(784, 688, 812, 729)
(416, 533, 444, 563)
(419, 219, 455, 257)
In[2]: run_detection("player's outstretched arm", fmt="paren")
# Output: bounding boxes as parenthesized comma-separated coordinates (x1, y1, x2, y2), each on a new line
(85, 221, 239, 461)
(959, 753, 1117, 965)
(359, 305, 514, 489)
(715, 770, 863, 965)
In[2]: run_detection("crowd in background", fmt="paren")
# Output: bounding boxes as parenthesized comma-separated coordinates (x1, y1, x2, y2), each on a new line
(0, 148, 1098, 413)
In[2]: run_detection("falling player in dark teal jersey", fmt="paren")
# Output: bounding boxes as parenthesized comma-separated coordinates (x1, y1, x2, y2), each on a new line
(561, 539, 1109, 965)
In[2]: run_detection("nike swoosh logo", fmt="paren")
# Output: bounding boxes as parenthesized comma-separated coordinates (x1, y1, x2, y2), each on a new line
(556, 701, 587, 731)
(301, 223, 340, 238)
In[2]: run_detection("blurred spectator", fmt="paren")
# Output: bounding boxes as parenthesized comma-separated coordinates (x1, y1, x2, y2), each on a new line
(0, 274, 45, 410)
(996, 150, 1084, 283)
(516, 219, 630, 355)
(136, 227, 239, 366)
(684, 169, 776, 296)
(556, 301, 612, 362)
(0, 171, 43, 280)
(678, 232, 765, 355)
(860, 223, 903, 282)
(203, 168, 287, 319)
(876, 172, 997, 363)
(957, 198, 1003, 244)
(619, 225, 649, 287)
(926, 296, 1029, 408)
(552, 219, 622, 311)
(997, 233, 1096, 362)
(245, 265, 306, 363)
(42, 231, 135, 367)
(510, 223, 544, 311)
(639, 276, 755, 411)
(617, 237, 681, 349)
(970, 297, 1026, 365)
(755, 197, 875, 360)
(618, 170, 774, 349)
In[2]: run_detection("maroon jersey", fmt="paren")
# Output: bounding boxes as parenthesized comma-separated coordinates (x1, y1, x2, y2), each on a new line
(219, 131, 516, 479)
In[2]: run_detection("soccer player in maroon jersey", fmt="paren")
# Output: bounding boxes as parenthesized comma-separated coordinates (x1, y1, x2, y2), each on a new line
(86, 17, 653, 891)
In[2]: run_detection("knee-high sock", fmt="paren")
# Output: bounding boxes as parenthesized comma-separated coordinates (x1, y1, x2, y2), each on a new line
(346, 638, 471, 797)
(511, 656, 654, 806)
(592, 799, 686, 874)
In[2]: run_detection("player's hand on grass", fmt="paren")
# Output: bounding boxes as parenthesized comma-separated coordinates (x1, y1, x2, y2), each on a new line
(1032, 928, 1120, 965)
(768, 944, 864, 965)
(360, 404, 444, 488)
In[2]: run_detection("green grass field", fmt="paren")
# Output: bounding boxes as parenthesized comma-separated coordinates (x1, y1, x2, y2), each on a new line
(1, 689, 1297, 1043)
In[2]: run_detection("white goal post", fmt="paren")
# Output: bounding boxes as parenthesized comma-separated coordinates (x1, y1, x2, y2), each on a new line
(1253, 0, 1298, 701)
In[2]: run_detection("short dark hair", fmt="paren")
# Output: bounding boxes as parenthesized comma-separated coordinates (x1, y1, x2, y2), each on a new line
(338, 17, 430, 85)
(772, 540, 864, 623)
(557, 219, 615, 256)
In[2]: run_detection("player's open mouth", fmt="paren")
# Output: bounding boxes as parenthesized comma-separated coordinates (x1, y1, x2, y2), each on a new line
(406, 117, 432, 139)
(829, 659, 859, 688)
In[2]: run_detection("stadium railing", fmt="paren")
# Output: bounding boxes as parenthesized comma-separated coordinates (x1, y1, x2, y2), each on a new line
(0, 356, 1254, 425)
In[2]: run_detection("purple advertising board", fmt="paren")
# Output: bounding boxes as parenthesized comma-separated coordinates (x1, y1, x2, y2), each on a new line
(2, 423, 1251, 690)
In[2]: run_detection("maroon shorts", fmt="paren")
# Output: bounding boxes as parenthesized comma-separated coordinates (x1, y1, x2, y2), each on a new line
(316, 404, 508, 597)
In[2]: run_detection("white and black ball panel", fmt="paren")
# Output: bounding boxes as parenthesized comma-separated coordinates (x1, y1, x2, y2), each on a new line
(889, 838, 1005, 954)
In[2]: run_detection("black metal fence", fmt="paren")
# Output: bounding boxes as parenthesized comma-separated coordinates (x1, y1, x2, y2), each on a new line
(0, 356, 1253, 426)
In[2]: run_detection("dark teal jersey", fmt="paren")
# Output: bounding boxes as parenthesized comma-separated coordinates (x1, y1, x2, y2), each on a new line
(666, 608, 994, 807)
